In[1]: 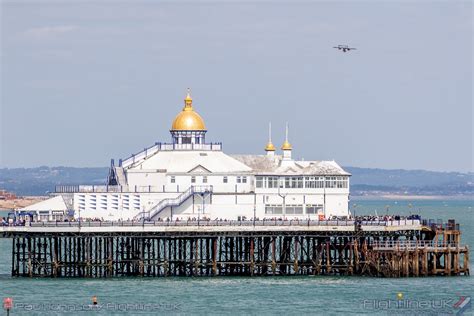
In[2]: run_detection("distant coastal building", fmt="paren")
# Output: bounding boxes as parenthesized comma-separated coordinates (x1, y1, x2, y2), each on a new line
(0, 190, 16, 200)
(28, 91, 351, 221)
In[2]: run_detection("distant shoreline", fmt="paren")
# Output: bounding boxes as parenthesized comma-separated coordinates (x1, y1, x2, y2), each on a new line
(0, 195, 472, 212)
(352, 195, 473, 201)
(0, 196, 47, 211)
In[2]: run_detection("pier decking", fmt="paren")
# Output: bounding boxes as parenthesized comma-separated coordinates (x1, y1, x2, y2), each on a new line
(1, 219, 422, 234)
(1, 220, 469, 278)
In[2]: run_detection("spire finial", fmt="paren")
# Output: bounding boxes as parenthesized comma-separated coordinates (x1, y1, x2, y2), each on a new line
(281, 122, 292, 150)
(265, 121, 276, 152)
(269, 122, 272, 142)
(184, 88, 193, 110)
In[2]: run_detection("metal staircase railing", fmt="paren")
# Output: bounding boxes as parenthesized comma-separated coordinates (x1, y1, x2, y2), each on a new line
(134, 185, 213, 221)
(114, 167, 127, 186)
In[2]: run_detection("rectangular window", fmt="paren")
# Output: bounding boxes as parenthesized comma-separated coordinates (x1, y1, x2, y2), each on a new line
(203, 176, 208, 183)
(256, 176, 263, 188)
(223, 176, 228, 183)
(333, 176, 348, 188)
(191, 176, 196, 183)
(284, 177, 303, 188)
(306, 204, 323, 214)
(237, 176, 242, 183)
(279, 178, 285, 188)
(170, 176, 175, 183)
(242, 176, 247, 183)
(265, 204, 283, 214)
(286, 205, 303, 214)
(275, 205, 283, 214)
(305, 177, 315, 188)
(317, 177, 325, 188)
(337, 176, 343, 188)
(306, 176, 325, 188)
(294, 177, 303, 188)
(266, 176, 279, 188)
(274, 177, 280, 188)
(326, 176, 338, 188)
(298, 177, 303, 188)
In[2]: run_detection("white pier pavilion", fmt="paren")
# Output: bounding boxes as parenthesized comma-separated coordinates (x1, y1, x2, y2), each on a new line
(28, 91, 351, 221)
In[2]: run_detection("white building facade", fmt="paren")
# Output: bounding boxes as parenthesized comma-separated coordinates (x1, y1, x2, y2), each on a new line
(43, 92, 351, 221)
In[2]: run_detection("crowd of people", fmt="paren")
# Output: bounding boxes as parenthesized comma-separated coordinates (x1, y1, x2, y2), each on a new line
(1, 217, 28, 226)
(352, 214, 421, 222)
(325, 214, 421, 222)
(2, 214, 422, 226)
(154, 217, 316, 223)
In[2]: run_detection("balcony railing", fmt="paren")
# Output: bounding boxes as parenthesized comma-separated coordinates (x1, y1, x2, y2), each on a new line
(121, 142, 222, 168)
(372, 240, 465, 250)
(23, 219, 356, 227)
(17, 219, 423, 228)
(56, 183, 256, 194)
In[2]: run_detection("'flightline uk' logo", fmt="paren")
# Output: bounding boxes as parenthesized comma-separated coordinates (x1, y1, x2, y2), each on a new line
(454, 296, 471, 315)
(363, 294, 472, 315)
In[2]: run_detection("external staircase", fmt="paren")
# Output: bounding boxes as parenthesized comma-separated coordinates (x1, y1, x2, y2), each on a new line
(114, 167, 127, 187)
(134, 185, 213, 221)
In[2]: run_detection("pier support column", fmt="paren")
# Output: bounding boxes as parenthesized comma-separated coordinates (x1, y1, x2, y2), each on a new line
(432, 252, 437, 275)
(271, 237, 276, 275)
(462, 246, 469, 275)
(293, 237, 299, 275)
(250, 238, 254, 276)
(212, 238, 218, 276)
(326, 241, 331, 274)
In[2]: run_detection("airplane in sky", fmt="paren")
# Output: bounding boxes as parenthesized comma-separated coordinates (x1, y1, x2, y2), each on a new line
(333, 45, 357, 53)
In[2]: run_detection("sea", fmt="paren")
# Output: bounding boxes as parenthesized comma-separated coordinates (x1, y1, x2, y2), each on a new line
(0, 199, 472, 315)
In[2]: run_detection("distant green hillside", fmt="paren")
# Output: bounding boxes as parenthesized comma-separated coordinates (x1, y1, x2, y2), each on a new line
(345, 167, 473, 196)
(345, 167, 472, 187)
(0, 166, 472, 196)
(0, 166, 107, 195)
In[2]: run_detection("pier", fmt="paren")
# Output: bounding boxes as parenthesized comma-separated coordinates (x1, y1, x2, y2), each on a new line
(1, 219, 469, 278)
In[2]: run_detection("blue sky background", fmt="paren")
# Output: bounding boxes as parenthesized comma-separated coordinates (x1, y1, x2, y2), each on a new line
(1, 0, 472, 172)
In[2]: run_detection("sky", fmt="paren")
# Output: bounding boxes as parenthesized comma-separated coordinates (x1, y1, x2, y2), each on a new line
(0, 0, 472, 172)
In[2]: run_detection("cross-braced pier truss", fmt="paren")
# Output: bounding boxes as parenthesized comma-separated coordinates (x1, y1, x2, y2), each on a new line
(2, 220, 469, 278)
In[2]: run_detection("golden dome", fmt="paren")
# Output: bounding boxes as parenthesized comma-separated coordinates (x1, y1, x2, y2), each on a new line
(171, 90, 206, 131)
(281, 140, 292, 150)
(265, 141, 276, 151)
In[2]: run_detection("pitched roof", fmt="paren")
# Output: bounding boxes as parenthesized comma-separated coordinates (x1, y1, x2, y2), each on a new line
(20, 195, 68, 211)
(231, 155, 351, 176)
(129, 150, 253, 173)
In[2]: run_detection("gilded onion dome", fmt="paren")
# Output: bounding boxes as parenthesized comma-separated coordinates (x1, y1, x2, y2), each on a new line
(281, 140, 292, 150)
(171, 90, 206, 131)
(265, 141, 276, 152)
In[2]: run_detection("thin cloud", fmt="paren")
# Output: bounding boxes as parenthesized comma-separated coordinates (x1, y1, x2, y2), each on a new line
(23, 25, 80, 39)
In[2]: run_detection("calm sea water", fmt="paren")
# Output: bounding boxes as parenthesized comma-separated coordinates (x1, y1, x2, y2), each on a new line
(0, 199, 472, 315)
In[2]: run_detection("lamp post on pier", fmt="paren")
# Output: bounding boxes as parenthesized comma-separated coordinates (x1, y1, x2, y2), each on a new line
(253, 204, 256, 227)
(278, 177, 287, 218)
